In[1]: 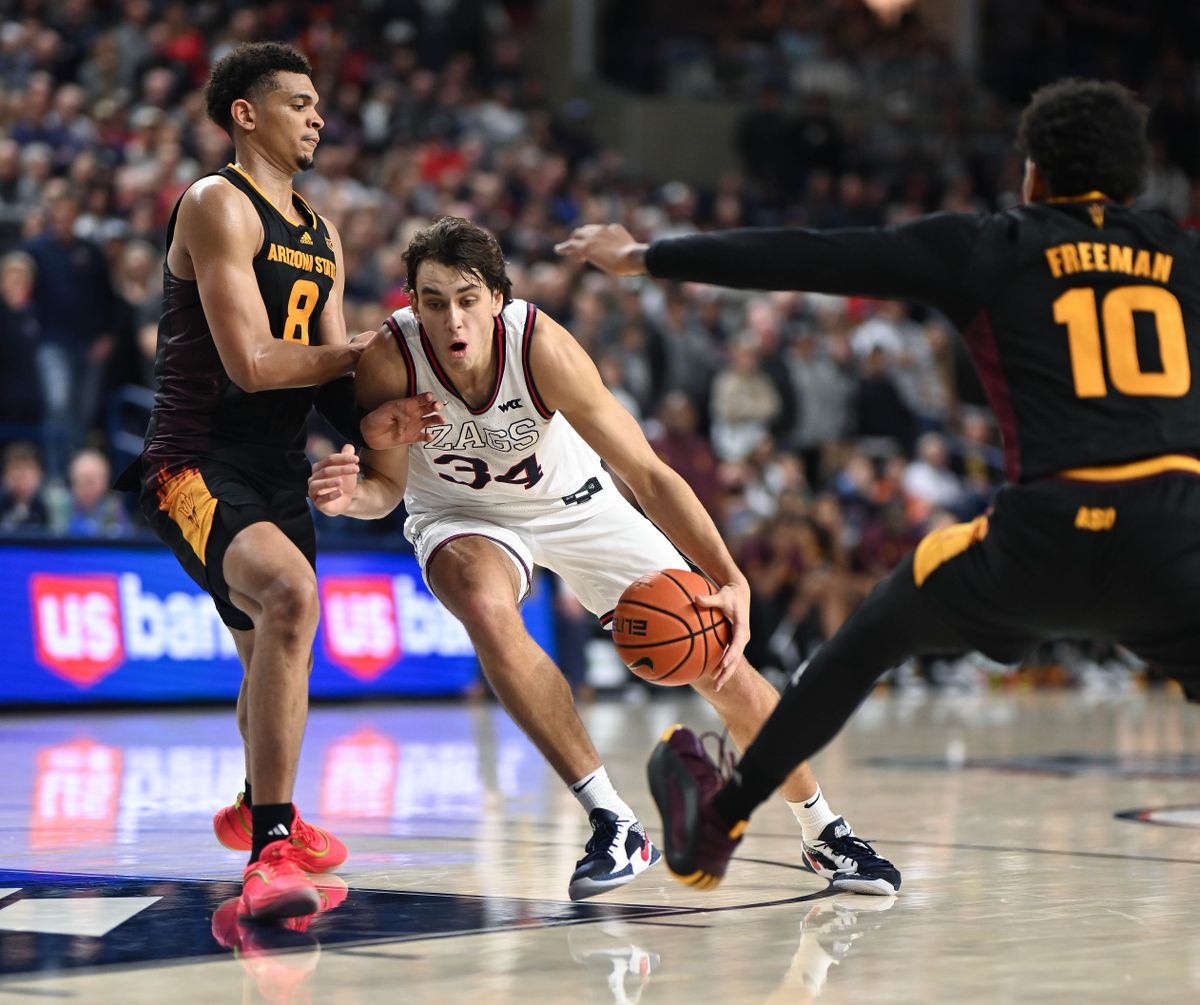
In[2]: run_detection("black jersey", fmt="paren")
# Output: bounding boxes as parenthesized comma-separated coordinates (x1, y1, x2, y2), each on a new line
(142, 164, 337, 477)
(647, 199, 1200, 482)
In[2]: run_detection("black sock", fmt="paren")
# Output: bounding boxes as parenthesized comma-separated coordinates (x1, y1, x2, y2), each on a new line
(712, 753, 780, 827)
(249, 802, 295, 862)
(242, 781, 253, 808)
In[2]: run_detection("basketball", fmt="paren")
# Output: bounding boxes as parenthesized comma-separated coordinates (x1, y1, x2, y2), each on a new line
(611, 569, 732, 686)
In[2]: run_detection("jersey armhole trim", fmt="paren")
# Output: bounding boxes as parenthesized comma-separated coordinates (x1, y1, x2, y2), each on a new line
(385, 315, 417, 395)
(521, 303, 554, 419)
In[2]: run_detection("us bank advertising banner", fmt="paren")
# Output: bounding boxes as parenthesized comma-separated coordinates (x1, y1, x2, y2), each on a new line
(0, 542, 554, 705)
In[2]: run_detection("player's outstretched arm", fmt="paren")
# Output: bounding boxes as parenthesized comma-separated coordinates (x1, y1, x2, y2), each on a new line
(558, 215, 985, 319)
(529, 311, 750, 688)
(178, 178, 362, 392)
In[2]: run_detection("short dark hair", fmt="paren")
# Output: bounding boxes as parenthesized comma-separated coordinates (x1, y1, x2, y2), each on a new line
(1018, 78, 1149, 202)
(204, 42, 312, 136)
(403, 217, 513, 305)
(3, 441, 41, 469)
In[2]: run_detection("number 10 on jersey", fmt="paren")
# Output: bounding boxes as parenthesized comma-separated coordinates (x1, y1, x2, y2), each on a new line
(1054, 283, 1190, 398)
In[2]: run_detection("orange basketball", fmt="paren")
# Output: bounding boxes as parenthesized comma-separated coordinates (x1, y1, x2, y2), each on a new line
(611, 569, 732, 686)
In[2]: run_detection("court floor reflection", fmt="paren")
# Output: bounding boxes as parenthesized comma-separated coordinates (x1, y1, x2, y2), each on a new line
(0, 688, 1197, 1002)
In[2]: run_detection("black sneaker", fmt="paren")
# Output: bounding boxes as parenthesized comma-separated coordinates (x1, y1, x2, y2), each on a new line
(568, 808, 661, 901)
(801, 817, 901, 895)
(646, 724, 746, 889)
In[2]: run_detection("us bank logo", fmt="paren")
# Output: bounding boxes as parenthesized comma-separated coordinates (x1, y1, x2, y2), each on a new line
(319, 574, 473, 681)
(29, 573, 237, 687)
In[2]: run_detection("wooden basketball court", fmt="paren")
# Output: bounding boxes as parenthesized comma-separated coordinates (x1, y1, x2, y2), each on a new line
(0, 686, 1196, 1003)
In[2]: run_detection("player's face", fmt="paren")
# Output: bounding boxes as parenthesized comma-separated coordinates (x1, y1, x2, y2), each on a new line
(258, 71, 323, 171)
(410, 260, 504, 372)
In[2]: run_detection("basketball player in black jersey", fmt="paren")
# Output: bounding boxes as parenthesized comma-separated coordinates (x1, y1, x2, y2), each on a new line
(120, 42, 440, 920)
(559, 78, 1200, 887)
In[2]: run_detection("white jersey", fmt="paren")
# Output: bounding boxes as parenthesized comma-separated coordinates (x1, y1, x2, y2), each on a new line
(385, 299, 615, 517)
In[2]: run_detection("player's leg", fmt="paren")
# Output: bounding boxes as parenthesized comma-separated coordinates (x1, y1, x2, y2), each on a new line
(219, 521, 335, 919)
(212, 619, 345, 875)
(545, 496, 899, 891)
(210, 628, 256, 852)
(429, 534, 601, 781)
(651, 552, 974, 887)
(425, 531, 659, 899)
(690, 663, 900, 894)
(223, 522, 318, 813)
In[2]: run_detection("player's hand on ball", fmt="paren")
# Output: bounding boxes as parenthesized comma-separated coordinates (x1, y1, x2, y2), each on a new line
(554, 224, 649, 277)
(308, 444, 361, 516)
(361, 392, 444, 449)
(695, 581, 751, 690)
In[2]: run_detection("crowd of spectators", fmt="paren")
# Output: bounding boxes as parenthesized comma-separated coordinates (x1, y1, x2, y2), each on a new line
(0, 0, 1192, 691)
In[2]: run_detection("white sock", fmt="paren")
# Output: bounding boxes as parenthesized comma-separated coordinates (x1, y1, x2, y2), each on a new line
(568, 766, 636, 821)
(788, 787, 840, 842)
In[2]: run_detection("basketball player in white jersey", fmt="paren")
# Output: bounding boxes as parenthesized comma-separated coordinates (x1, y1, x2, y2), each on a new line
(308, 217, 899, 899)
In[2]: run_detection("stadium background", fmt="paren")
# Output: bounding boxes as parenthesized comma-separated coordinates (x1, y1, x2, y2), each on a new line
(0, 0, 1196, 704)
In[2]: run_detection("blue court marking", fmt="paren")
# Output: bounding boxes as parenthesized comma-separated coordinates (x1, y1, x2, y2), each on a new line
(0, 866, 838, 980)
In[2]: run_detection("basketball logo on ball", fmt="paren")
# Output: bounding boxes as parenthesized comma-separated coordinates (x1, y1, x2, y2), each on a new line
(611, 569, 732, 685)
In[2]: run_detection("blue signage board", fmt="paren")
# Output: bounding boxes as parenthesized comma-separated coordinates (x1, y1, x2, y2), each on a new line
(0, 542, 554, 705)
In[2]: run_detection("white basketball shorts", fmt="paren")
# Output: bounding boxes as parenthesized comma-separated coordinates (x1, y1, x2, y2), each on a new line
(405, 495, 688, 623)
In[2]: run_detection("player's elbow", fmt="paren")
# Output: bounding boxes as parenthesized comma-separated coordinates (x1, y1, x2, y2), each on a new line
(227, 361, 266, 393)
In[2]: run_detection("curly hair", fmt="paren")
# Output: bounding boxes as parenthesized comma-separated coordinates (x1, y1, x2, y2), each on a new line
(403, 217, 514, 306)
(1017, 78, 1148, 202)
(204, 42, 312, 135)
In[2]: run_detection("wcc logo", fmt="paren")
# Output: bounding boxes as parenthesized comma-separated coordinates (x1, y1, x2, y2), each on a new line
(497, 398, 523, 412)
(320, 575, 401, 681)
(30, 574, 124, 686)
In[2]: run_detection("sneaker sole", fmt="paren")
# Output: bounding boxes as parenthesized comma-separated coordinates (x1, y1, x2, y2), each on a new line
(647, 733, 705, 879)
(567, 845, 662, 901)
(827, 874, 899, 896)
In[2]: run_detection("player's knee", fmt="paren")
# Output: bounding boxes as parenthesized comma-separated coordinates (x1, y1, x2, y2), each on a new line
(456, 592, 523, 645)
(259, 571, 319, 635)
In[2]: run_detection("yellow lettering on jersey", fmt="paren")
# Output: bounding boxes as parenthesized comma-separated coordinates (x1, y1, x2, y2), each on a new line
(1045, 246, 1064, 277)
(1074, 506, 1116, 531)
(1045, 242, 1172, 284)
(1107, 244, 1132, 273)
(454, 421, 486, 450)
(266, 242, 322, 273)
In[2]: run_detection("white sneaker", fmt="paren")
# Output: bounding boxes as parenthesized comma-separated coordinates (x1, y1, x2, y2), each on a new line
(801, 817, 901, 896)
(569, 809, 661, 901)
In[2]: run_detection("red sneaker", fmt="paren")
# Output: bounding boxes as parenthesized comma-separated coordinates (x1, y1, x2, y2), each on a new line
(288, 814, 348, 874)
(213, 792, 254, 851)
(241, 840, 322, 921)
(213, 796, 348, 874)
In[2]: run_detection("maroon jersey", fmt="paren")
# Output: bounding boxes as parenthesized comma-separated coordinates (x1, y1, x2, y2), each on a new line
(142, 164, 337, 478)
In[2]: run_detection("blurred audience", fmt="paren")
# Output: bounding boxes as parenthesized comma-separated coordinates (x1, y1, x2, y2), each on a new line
(0, 0, 1188, 694)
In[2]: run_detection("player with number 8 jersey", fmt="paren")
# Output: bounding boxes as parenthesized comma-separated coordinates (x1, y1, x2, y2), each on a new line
(116, 42, 443, 922)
